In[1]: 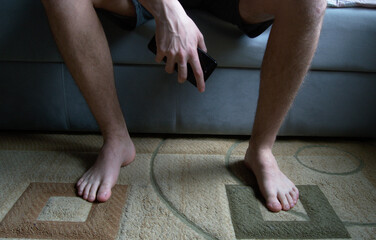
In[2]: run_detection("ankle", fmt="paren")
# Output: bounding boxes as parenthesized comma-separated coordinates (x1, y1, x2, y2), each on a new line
(248, 141, 273, 155)
(100, 133, 136, 166)
(249, 135, 275, 152)
(246, 145, 278, 170)
(103, 129, 131, 143)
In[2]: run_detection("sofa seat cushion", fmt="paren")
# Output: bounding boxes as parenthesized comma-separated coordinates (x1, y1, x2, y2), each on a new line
(1, 1, 375, 73)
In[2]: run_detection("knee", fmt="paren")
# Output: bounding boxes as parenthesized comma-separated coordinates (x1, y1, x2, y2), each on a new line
(305, 0, 326, 18)
(280, 0, 326, 22)
(91, 0, 106, 9)
(295, 0, 326, 20)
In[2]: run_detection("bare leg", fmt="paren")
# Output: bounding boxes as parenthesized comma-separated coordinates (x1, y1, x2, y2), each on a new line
(239, 0, 326, 212)
(41, 0, 136, 202)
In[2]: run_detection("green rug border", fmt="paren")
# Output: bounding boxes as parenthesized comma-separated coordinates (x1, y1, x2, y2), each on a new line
(226, 184, 351, 239)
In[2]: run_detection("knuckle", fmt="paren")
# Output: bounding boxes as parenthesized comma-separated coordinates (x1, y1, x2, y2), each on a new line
(167, 49, 177, 57)
(178, 63, 186, 68)
(176, 52, 185, 62)
(194, 70, 203, 78)
(187, 48, 196, 57)
(158, 47, 167, 55)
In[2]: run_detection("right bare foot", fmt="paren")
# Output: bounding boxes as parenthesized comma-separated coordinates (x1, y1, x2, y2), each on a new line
(76, 136, 135, 202)
(244, 146, 299, 212)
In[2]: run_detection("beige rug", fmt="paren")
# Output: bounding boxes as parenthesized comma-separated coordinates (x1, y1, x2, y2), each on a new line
(0, 133, 375, 239)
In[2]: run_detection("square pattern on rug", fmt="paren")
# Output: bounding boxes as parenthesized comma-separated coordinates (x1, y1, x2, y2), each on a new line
(0, 182, 128, 239)
(37, 196, 93, 222)
(226, 184, 351, 239)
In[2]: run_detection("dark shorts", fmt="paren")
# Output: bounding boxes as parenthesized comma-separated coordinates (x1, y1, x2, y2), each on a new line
(110, 0, 273, 38)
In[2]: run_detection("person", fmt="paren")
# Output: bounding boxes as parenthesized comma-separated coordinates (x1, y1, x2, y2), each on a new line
(41, 0, 326, 212)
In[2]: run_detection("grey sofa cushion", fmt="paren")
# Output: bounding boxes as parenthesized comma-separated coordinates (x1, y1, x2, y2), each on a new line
(0, 63, 68, 130)
(1, 1, 375, 73)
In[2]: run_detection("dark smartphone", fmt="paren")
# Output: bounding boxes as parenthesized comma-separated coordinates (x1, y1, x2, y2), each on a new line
(148, 35, 217, 87)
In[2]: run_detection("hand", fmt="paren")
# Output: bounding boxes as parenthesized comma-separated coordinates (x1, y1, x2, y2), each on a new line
(141, 0, 207, 92)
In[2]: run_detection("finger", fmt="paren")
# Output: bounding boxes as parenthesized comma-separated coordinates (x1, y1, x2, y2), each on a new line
(189, 53, 205, 92)
(155, 52, 165, 63)
(198, 34, 207, 53)
(165, 56, 175, 74)
(154, 34, 164, 63)
(178, 62, 187, 83)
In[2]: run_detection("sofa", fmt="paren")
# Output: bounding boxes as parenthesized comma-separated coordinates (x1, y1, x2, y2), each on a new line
(1, 1, 375, 137)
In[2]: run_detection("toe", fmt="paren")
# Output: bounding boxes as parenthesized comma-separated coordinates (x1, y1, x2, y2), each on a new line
(292, 187, 299, 202)
(77, 180, 87, 196)
(266, 196, 282, 212)
(76, 178, 84, 187)
(286, 193, 295, 208)
(290, 191, 298, 205)
(88, 182, 100, 202)
(278, 193, 290, 211)
(97, 182, 112, 203)
(76, 171, 89, 188)
(83, 184, 92, 200)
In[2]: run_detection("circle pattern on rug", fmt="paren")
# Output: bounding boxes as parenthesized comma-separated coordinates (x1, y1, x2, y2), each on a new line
(294, 145, 363, 175)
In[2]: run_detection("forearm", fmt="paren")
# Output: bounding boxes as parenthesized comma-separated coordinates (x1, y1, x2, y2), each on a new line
(138, 0, 187, 26)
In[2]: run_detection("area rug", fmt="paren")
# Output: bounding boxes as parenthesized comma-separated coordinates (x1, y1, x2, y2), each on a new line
(0, 134, 375, 239)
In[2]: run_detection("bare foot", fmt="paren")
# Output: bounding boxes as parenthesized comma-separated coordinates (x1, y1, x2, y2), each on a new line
(244, 146, 299, 212)
(76, 136, 136, 202)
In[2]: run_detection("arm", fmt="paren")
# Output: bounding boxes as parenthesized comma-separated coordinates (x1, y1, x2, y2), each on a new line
(138, 0, 207, 92)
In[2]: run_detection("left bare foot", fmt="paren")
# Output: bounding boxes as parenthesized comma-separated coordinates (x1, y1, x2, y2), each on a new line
(244, 146, 299, 212)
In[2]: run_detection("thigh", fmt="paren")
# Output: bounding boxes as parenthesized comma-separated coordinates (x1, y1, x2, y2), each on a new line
(238, 0, 275, 24)
(196, 0, 275, 38)
(94, 0, 136, 17)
